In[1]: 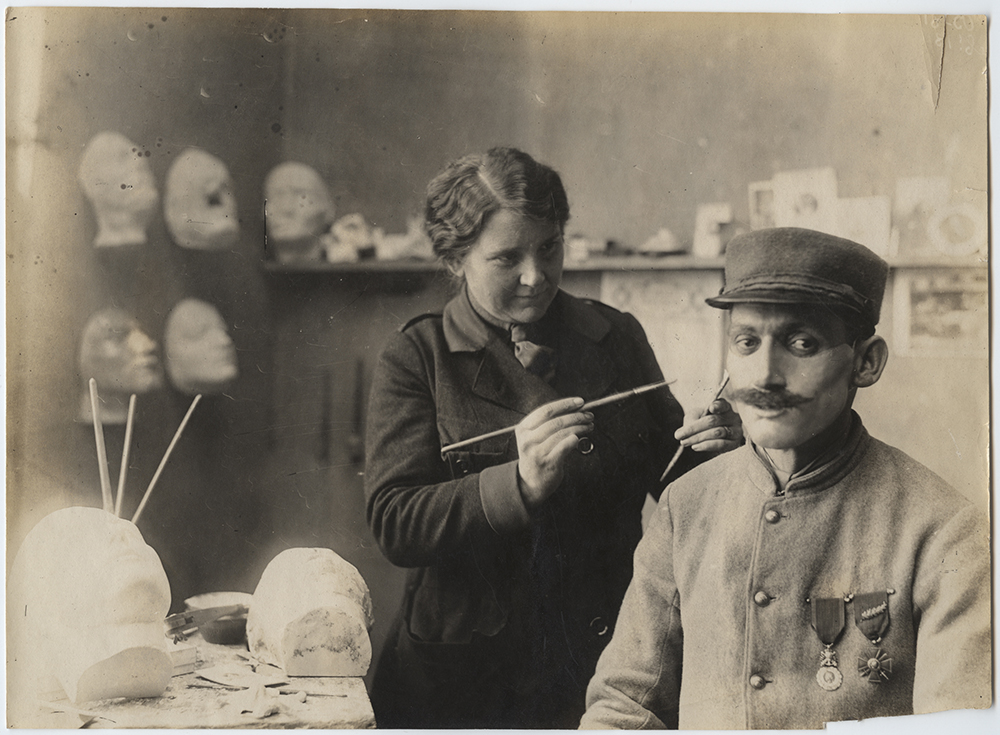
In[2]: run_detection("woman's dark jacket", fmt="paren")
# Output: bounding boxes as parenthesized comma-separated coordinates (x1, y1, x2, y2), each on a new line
(363, 289, 692, 729)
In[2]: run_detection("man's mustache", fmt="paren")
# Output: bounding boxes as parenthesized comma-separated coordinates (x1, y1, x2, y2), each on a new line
(731, 388, 809, 410)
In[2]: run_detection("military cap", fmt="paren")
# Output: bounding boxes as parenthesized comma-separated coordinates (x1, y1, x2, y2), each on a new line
(706, 227, 889, 328)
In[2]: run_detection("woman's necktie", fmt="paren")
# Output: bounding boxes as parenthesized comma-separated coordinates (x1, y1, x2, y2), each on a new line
(510, 324, 557, 384)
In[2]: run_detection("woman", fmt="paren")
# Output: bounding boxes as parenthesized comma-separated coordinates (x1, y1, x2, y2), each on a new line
(364, 147, 742, 728)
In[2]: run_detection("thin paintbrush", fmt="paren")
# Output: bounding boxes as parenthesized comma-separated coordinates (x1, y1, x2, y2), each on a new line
(439, 379, 675, 456)
(659, 371, 730, 483)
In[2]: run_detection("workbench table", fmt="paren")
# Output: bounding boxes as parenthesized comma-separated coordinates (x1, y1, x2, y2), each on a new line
(18, 635, 377, 729)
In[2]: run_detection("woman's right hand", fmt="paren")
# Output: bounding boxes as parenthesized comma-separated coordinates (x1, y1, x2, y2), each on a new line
(515, 397, 594, 509)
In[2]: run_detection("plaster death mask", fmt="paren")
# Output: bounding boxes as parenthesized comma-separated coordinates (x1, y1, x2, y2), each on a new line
(164, 298, 239, 395)
(79, 308, 163, 424)
(78, 131, 158, 248)
(164, 148, 239, 250)
(264, 161, 335, 248)
(7, 507, 172, 708)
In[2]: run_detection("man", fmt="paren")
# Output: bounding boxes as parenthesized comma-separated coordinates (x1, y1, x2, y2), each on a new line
(580, 227, 990, 730)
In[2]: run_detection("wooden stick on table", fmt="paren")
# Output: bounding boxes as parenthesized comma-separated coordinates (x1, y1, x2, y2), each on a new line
(114, 394, 137, 518)
(132, 394, 202, 525)
(88, 378, 114, 514)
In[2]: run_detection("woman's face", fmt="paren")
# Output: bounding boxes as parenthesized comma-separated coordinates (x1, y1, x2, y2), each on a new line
(452, 209, 564, 325)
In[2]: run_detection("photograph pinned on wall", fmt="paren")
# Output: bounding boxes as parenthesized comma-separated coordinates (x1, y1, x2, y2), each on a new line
(892, 176, 987, 260)
(892, 269, 988, 358)
(692, 202, 735, 258)
(770, 166, 839, 232)
(747, 180, 775, 230)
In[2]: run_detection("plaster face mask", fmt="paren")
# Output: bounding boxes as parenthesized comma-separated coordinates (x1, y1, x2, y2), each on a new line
(164, 298, 238, 395)
(7, 507, 172, 706)
(79, 308, 163, 423)
(264, 161, 335, 243)
(164, 148, 239, 250)
(78, 131, 159, 248)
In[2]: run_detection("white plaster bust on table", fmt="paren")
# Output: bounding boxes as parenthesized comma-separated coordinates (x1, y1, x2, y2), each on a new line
(78, 307, 164, 424)
(264, 161, 334, 262)
(7, 507, 172, 716)
(164, 298, 239, 395)
(164, 148, 239, 251)
(78, 131, 159, 248)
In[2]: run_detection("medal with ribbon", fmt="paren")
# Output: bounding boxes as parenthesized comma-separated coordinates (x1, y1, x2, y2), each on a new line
(854, 590, 892, 684)
(810, 597, 846, 691)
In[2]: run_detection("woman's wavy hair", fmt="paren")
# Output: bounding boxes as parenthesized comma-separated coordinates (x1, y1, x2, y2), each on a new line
(425, 147, 570, 269)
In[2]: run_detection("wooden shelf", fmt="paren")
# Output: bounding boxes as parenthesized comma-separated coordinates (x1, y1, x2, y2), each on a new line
(263, 254, 985, 275)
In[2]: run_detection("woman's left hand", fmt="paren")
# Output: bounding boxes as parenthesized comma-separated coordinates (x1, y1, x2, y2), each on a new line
(673, 398, 743, 454)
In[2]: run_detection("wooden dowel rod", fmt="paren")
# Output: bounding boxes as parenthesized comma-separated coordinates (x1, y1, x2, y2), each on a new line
(439, 379, 675, 456)
(131, 394, 202, 525)
(114, 394, 137, 518)
(88, 378, 114, 514)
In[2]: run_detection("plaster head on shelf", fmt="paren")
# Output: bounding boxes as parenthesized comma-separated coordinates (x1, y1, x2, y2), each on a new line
(78, 131, 159, 248)
(264, 161, 335, 248)
(164, 148, 239, 251)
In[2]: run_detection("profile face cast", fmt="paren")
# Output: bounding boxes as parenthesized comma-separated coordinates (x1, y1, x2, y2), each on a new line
(264, 161, 335, 242)
(164, 148, 239, 250)
(79, 308, 164, 396)
(8, 507, 172, 703)
(164, 298, 239, 395)
(78, 131, 159, 248)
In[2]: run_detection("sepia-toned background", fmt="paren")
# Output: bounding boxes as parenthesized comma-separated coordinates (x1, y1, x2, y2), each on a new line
(5, 8, 989, 697)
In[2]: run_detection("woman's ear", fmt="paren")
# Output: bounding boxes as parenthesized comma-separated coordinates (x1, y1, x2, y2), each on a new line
(852, 335, 888, 388)
(444, 258, 464, 279)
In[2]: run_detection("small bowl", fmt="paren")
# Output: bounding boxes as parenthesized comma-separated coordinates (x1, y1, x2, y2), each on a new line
(184, 591, 252, 645)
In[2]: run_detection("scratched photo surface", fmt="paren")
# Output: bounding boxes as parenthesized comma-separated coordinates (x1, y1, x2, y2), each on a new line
(5, 7, 990, 730)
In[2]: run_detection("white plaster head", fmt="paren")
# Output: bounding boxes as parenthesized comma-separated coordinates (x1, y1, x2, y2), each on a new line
(164, 148, 239, 250)
(264, 161, 335, 243)
(7, 507, 172, 705)
(78, 131, 159, 248)
(164, 298, 238, 395)
(79, 308, 163, 424)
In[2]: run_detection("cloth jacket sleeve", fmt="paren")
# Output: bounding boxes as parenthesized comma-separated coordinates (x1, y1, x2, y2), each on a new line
(364, 329, 528, 568)
(911, 502, 992, 713)
(580, 494, 683, 729)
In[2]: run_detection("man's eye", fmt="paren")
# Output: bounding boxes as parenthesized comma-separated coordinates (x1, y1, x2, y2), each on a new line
(788, 336, 819, 355)
(539, 239, 561, 255)
(732, 336, 759, 354)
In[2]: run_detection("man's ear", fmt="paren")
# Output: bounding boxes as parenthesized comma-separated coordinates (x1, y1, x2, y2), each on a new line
(852, 335, 888, 388)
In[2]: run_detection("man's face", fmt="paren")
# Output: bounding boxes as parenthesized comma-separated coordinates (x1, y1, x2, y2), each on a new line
(726, 303, 857, 450)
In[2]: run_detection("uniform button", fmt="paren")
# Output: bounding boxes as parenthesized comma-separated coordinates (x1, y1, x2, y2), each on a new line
(764, 509, 780, 524)
(753, 591, 772, 607)
(749, 674, 767, 690)
(577, 437, 594, 454)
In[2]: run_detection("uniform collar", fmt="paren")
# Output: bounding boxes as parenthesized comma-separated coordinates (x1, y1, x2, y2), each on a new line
(748, 411, 871, 496)
(442, 286, 610, 353)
